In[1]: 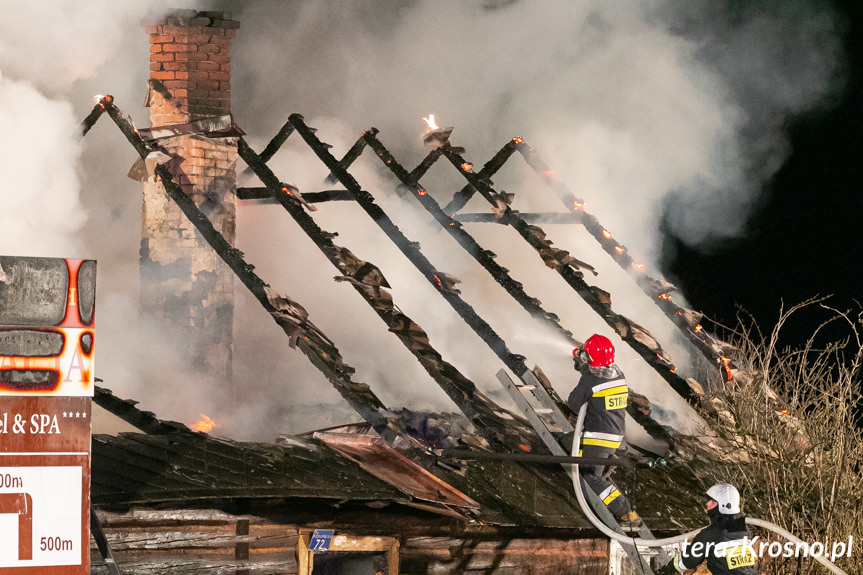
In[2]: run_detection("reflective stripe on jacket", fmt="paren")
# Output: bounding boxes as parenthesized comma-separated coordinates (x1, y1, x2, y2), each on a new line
(567, 367, 627, 443)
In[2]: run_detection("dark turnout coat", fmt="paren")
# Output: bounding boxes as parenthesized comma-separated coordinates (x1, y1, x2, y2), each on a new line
(664, 514, 758, 575)
(566, 366, 627, 449)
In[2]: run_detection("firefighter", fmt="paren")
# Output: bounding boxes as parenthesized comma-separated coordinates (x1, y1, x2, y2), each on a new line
(567, 334, 641, 529)
(656, 484, 758, 574)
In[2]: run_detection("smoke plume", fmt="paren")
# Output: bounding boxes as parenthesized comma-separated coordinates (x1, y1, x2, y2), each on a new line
(0, 1, 845, 440)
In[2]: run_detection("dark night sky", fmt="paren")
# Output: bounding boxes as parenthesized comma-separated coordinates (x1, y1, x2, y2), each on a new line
(663, 0, 863, 346)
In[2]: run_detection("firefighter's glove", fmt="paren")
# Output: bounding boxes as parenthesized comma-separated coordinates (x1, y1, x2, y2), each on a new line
(573, 349, 590, 372)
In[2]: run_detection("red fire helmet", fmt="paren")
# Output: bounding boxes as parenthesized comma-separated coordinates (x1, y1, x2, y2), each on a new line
(583, 334, 615, 367)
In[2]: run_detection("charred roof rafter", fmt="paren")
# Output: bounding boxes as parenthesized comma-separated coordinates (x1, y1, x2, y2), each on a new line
(347, 133, 671, 443)
(439, 144, 698, 403)
(315, 128, 737, 384)
(81, 98, 398, 443)
(235, 134, 540, 452)
(287, 116, 564, 395)
(245, 119, 673, 442)
(511, 142, 738, 378)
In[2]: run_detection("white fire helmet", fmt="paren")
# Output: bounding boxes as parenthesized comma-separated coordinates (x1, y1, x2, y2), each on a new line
(706, 483, 741, 515)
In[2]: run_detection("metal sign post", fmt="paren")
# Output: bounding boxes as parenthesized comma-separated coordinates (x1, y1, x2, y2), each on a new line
(0, 256, 96, 573)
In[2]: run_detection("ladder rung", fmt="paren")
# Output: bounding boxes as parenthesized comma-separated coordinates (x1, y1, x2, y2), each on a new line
(534, 408, 553, 414)
(517, 385, 536, 391)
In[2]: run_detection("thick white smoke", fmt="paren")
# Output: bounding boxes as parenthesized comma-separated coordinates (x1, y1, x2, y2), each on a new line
(0, 73, 85, 257)
(227, 1, 843, 437)
(0, 1, 845, 440)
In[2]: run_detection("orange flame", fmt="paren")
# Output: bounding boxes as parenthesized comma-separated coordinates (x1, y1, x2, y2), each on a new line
(572, 201, 585, 210)
(719, 356, 733, 379)
(544, 170, 556, 177)
(461, 162, 473, 172)
(614, 246, 625, 254)
(695, 325, 703, 332)
(281, 186, 293, 196)
(632, 262, 645, 270)
(191, 414, 216, 433)
(422, 114, 439, 130)
(658, 293, 672, 301)
(780, 409, 791, 415)
(601, 229, 612, 239)
(93, 94, 113, 109)
(518, 444, 531, 452)
(512, 136, 524, 144)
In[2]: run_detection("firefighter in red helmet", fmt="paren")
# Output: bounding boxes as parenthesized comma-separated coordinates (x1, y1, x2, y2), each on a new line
(567, 334, 642, 529)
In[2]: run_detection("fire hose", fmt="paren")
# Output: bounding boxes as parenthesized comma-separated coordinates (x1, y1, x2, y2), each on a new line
(570, 404, 849, 575)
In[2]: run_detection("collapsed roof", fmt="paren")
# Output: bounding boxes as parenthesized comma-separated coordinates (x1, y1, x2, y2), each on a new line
(82, 96, 736, 532)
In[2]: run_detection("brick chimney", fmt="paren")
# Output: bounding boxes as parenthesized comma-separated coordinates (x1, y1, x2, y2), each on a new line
(140, 11, 240, 389)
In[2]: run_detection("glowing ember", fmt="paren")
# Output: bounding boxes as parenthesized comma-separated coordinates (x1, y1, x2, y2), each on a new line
(93, 94, 113, 109)
(614, 246, 625, 254)
(780, 409, 791, 415)
(518, 444, 531, 452)
(719, 356, 733, 379)
(417, 189, 427, 195)
(601, 230, 612, 239)
(573, 201, 585, 210)
(191, 414, 216, 433)
(422, 114, 439, 130)
(695, 325, 703, 332)
(281, 186, 293, 196)
(658, 293, 672, 301)
(512, 136, 524, 144)
(632, 262, 645, 270)
(461, 162, 473, 172)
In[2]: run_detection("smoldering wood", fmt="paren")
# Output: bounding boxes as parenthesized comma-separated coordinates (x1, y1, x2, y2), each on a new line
(95, 385, 197, 435)
(360, 132, 578, 348)
(91, 388, 681, 531)
(454, 212, 584, 224)
(409, 146, 444, 182)
(345, 137, 658, 446)
(324, 129, 373, 184)
(96, 101, 398, 443)
(442, 138, 519, 215)
(514, 141, 738, 377)
(290, 116, 575, 447)
(354, 134, 674, 445)
(154, 161, 396, 438)
(237, 187, 355, 204)
(80, 101, 107, 137)
(237, 136, 540, 453)
(440, 145, 702, 407)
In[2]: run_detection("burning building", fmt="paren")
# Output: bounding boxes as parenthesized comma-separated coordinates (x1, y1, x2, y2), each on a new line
(73, 8, 761, 575)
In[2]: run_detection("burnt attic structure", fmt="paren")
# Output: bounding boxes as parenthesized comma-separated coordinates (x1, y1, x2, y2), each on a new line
(78, 9, 759, 575)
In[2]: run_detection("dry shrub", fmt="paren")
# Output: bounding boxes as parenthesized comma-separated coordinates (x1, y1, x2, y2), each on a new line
(693, 298, 862, 574)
